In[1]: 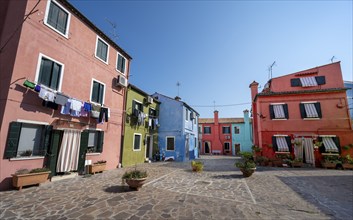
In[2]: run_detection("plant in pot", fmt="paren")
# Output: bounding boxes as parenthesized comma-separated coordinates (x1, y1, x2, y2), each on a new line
(88, 160, 107, 174)
(321, 155, 341, 169)
(191, 160, 204, 172)
(12, 167, 51, 191)
(122, 168, 148, 191)
(290, 158, 303, 168)
(342, 155, 353, 170)
(235, 152, 256, 177)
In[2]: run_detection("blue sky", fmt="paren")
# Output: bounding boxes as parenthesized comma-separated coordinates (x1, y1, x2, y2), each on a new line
(69, 0, 352, 118)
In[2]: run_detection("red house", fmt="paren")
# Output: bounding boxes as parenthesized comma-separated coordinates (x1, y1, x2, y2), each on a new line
(250, 62, 353, 167)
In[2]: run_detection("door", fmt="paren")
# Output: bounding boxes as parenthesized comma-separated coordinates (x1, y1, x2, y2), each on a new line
(303, 138, 315, 166)
(145, 135, 152, 159)
(185, 136, 190, 160)
(45, 130, 63, 177)
(234, 144, 240, 156)
(205, 141, 210, 154)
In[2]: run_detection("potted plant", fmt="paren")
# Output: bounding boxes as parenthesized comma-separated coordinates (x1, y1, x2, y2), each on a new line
(321, 155, 341, 169)
(88, 160, 107, 174)
(235, 152, 256, 177)
(255, 156, 268, 166)
(191, 160, 204, 172)
(122, 168, 148, 191)
(342, 155, 353, 170)
(290, 158, 303, 168)
(12, 168, 51, 191)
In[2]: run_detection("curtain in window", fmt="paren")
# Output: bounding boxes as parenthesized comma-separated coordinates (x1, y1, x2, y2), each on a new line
(300, 77, 318, 87)
(304, 103, 319, 118)
(56, 130, 81, 172)
(303, 138, 315, 165)
(273, 105, 285, 118)
(293, 138, 303, 160)
(276, 137, 289, 152)
(322, 137, 339, 153)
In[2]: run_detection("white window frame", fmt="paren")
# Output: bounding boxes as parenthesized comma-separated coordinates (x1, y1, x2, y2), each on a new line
(301, 101, 320, 120)
(116, 52, 127, 75)
(270, 103, 287, 120)
(133, 133, 142, 151)
(234, 126, 240, 134)
(44, 0, 71, 38)
(133, 99, 143, 111)
(95, 36, 110, 64)
(166, 136, 175, 151)
(185, 109, 189, 121)
(90, 78, 106, 105)
(34, 53, 65, 92)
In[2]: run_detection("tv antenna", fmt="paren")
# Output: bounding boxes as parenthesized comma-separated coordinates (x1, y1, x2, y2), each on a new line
(268, 61, 276, 79)
(176, 81, 181, 97)
(330, 56, 336, 63)
(105, 18, 118, 42)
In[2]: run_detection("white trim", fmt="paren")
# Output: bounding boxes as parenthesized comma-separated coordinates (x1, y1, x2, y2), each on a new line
(300, 101, 318, 104)
(34, 53, 65, 92)
(272, 119, 288, 121)
(166, 136, 175, 151)
(10, 156, 45, 161)
(86, 153, 101, 156)
(319, 135, 336, 137)
(303, 118, 320, 120)
(90, 78, 106, 105)
(185, 109, 189, 121)
(273, 134, 289, 137)
(44, 0, 71, 38)
(133, 133, 142, 151)
(116, 52, 127, 75)
(270, 103, 286, 105)
(95, 36, 110, 64)
(16, 119, 49, 125)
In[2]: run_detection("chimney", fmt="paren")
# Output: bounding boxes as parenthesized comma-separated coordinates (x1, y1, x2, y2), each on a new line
(243, 109, 249, 123)
(249, 81, 259, 102)
(174, 96, 181, 101)
(214, 110, 219, 125)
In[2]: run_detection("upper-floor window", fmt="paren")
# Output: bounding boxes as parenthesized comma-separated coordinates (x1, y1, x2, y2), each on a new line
(95, 37, 109, 63)
(300, 102, 321, 119)
(234, 126, 240, 134)
(270, 103, 289, 119)
(204, 126, 211, 134)
(185, 109, 189, 121)
(291, 76, 326, 87)
(149, 108, 157, 117)
(36, 53, 63, 91)
(91, 79, 105, 105)
(222, 126, 230, 134)
(116, 53, 126, 74)
(45, 0, 70, 37)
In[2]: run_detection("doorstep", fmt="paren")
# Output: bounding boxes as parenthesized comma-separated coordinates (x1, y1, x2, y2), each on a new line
(51, 172, 78, 182)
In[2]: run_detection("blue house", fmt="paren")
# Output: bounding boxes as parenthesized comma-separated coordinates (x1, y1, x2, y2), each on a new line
(151, 93, 199, 161)
(231, 110, 253, 155)
(344, 81, 353, 120)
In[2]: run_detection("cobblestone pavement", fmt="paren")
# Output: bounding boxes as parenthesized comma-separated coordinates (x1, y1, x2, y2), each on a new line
(1, 156, 352, 219)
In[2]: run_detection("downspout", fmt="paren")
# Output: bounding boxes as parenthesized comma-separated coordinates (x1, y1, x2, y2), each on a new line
(119, 85, 128, 168)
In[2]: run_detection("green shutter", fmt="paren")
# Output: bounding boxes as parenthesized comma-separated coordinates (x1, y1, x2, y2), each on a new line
(332, 137, 341, 154)
(285, 136, 292, 152)
(4, 122, 22, 158)
(299, 103, 306, 118)
(77, 130, 89, 174)
(269, 105, 275, 119)
(283, 104, 289, 119)
(97, 131, 104, 153)
(45, 130, 62, 177)
(314, 103, 322, 118)
(40, 125, 53, 156)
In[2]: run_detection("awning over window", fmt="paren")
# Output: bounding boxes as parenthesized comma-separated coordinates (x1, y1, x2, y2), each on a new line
(300, 77, 318, 87)
(276, 137, 289, 152)
(304, 103, 319, 118)
(273, 105, 285, 118)
(322, 137, 339, 153)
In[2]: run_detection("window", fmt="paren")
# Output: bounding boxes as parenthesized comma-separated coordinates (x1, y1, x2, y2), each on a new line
(166, 136, 175, 151)
(86, 130, 104, 153)
(133, 133, 142, 151)
(199, 126, 202, 134)
(116, 53, 126, 74)
(320, 136, 339, 153)
(234, 126, 240, 134)
(4, 122, 52, 158)
(204, 126, 211, 134)
(36, 54, 63, 91)
(91, 80, 105, 105)
(132, 100, 143, 117)
(222, 126, 230, 134)
(300, 102, 322, 119)
(95, 37, 109, 63)
(291, 76, 326, 87)
(270, 104, 289, 119)
(149, 108, 157, 117)
(272, 136, 291, 152)
(224, 142, 230, 152)
(45, 0, 70, 37)
(185, 109, 189, 121)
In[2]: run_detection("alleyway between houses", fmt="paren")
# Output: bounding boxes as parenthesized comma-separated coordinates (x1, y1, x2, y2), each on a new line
(1, 156, 352, 219)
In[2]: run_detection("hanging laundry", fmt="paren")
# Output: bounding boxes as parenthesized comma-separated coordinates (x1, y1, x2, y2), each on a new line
(91, 103, 101, 118)
(54, 92, 69, 106)
(80, 102, 91, 117)
(39, 86, 55, 102)
(98, 107, 109, 123)
(70, 99, 83, 112)
(34, 85, 41, 92)
(60, 99, 71, 115)
(42, 100, 59, 110)
(23, 80, 36, 89)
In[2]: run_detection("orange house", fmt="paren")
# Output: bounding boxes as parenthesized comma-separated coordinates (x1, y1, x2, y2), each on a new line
(250, 62, 353, 167)
(0, 0, 131, 190)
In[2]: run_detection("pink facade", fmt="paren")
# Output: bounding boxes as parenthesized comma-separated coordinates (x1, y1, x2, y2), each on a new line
(0, 0, 131, 190)
(199, 111, 234, 155)
(250, 62, 353, 165)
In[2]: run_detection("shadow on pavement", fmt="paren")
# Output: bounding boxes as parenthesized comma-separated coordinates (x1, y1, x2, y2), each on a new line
(211, 174, 244, 179)
(104, 185, 133, 193)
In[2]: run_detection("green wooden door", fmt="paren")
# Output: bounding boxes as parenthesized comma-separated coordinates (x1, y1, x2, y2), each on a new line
(45, 130, 62, 177)
(77, 130, 89, 174)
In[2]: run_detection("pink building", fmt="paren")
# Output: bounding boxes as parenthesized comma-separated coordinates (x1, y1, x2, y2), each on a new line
(250, 62, 353, 167)
(0, 0, 131, 190)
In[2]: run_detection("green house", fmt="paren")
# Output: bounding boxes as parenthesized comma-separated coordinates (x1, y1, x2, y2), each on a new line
(122, 84, 160, 167)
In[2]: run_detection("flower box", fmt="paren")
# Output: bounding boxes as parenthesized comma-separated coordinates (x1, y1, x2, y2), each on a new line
(12, 171, 51, 191)
(321, 161, 337, 169)
(342, 163, 353, 170)
(88, 163, 106, 174)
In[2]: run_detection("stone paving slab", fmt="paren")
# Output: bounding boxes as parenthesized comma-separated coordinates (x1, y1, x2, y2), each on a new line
(0, 156, 352, 219)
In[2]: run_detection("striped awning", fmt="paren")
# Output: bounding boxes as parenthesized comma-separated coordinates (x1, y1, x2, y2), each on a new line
(322, 137, 339, 153)
(304, 103, 319, 118)
(273, 105, 285, 119)
(276, 137, 289, 152)
(300, 77, 318, 87)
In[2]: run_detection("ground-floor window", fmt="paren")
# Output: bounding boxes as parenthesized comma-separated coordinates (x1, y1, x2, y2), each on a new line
(166, 136, 175, 151)
(272, 135, 291, 152)
(86, 130, 104, 153)
(133, 133, 142, 151)
(204, 141, 211, 154)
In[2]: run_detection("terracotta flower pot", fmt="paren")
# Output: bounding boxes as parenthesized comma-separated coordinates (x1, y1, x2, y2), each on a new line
(239, 168, 256, 177)
(88, 163, 106, 174)
(125, 178, 147, 190)
(12, 171, 51, 191)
